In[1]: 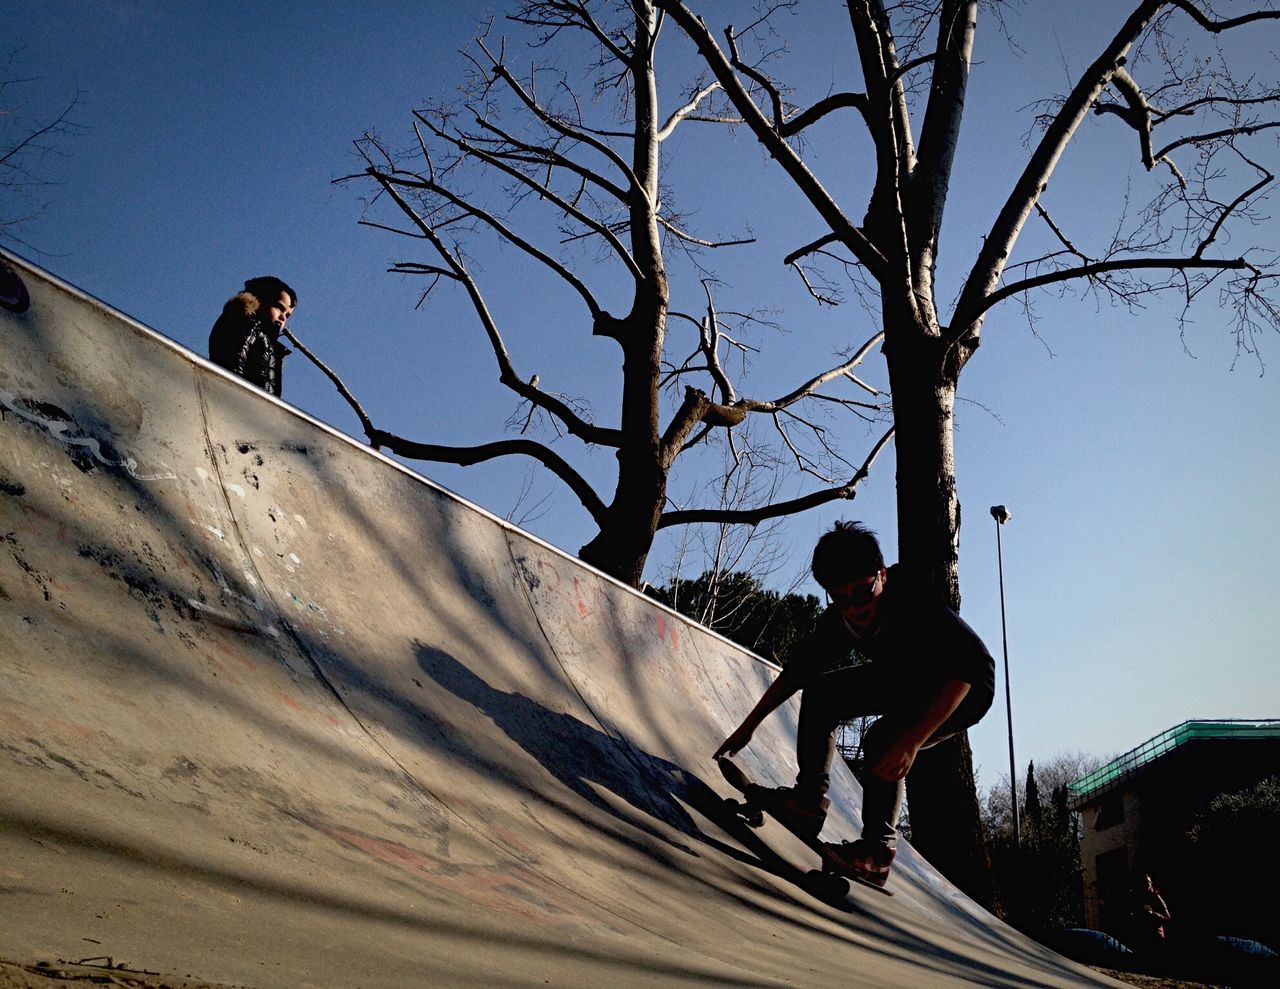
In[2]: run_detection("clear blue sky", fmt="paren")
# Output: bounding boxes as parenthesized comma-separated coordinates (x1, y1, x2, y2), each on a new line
(8, 1, 1278, 796)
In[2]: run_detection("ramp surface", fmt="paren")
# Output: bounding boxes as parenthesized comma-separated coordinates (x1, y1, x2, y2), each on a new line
(0, 252, 1120, 987)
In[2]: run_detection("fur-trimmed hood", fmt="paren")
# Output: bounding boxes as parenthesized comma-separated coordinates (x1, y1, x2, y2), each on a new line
(222, 291, 264, 322)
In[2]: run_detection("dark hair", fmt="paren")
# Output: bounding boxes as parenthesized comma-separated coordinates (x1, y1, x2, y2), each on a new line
(243, 275, 296, 308)
(811, 521, 884, 590)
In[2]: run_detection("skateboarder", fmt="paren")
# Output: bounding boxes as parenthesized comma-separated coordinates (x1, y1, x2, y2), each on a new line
(714, 521, 995, 887)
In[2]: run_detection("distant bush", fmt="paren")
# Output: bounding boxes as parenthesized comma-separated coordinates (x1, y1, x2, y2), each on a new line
(1184, 776, 1280, 949)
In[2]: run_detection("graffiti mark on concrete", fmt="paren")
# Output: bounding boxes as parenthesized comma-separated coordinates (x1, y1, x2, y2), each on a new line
(0, 389, 175, 481)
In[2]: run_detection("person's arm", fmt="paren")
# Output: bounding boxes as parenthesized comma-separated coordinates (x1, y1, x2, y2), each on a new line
(869, 678, 970, 781)
(715, 607, 842, 758)
(713, 675, 801, 759)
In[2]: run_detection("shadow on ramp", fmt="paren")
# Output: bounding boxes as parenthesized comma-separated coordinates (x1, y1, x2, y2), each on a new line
(0, 250, 1123, 988)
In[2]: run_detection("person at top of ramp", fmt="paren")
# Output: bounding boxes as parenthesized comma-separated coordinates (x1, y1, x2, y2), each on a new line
(208, 275, 295, 396)
(714, 520, 995, 888)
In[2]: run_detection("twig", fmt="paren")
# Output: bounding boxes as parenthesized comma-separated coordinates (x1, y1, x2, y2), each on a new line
(281, 327, 380, 448)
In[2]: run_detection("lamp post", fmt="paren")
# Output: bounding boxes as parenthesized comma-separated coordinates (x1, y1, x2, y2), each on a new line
(991, 504, 1019, 848)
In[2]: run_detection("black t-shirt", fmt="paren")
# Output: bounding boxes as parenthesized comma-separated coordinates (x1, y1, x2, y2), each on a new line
(778, 564, 996, 701)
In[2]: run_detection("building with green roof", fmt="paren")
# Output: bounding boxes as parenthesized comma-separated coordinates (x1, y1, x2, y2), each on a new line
(1067, 719, 1279, 942)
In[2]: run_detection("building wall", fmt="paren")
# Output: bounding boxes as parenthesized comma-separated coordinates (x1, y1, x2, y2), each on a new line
(1079, 789, 1135, 930)
(1076, 737, 1279, 939)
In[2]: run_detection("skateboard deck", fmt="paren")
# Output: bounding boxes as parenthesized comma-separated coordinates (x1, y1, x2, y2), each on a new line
(716, 755, 893, 896)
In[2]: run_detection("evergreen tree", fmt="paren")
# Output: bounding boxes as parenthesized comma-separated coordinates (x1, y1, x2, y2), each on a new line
(650, 570, 821, 663)
(1025, 760, 1042, 833)
(982, 755, 1094, 933)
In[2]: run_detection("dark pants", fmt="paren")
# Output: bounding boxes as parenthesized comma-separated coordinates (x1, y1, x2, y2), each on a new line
(795, 663, 990, 851)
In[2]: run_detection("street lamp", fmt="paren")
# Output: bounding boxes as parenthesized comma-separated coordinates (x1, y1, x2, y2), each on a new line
(991, 504, 1019, 848)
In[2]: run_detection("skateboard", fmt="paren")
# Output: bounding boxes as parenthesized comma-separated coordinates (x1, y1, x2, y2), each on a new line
(717, 755, 893, 896)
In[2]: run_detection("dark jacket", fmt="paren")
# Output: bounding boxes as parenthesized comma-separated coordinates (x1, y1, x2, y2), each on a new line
(208, 292, 289, 396)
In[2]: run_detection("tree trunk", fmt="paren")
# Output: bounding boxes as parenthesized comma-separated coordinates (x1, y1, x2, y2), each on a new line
(578, 292, 668, 587)
(577, 454, 665, 587)
(886, 331, 996, 908)
(577, 1, 670, 591)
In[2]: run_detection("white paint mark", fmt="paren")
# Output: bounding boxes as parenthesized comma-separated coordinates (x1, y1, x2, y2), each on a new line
(293, 514, 307, 527)
(288, 553, 301, 565)
(203, 525, 226, 541)
(211, 566, 266, 614)
(224, 483, 246, 498)
(0, 388, 177, 481)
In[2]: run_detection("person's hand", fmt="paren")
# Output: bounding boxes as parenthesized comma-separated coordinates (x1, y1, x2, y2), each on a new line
(870, 736, 923, 781)
(714, 723, 755, 760)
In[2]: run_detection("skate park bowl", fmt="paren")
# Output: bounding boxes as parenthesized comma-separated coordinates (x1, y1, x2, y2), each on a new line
(0, 251, 1124, 987)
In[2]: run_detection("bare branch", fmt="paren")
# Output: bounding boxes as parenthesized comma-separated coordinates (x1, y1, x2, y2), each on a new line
(1153, 120, 1280, 164)
(661, 327, 887, 463)
(741, 330, 886, 412)
(783, 232, 840, 266)
(467, 113, 631, 202)
(657, 425, 894, 528)
(654, 0, 887, 276)
(476, 37, 643, 194)
(0, 93, 79, 169)
(656, 81, 722, 140)
(983, 254, 1252, 318)
(388, 262, 461, 281)
(955, 2, 1165, 331)
(369, 427, 609, 526)
(723, 24, 785, 129)
(789, 260, 842, 306)
(772, 410, 836, 484)
(508, 0, 635, 66)
(280, 327, 379, 446)
(657, 215, 754, 248)
(699, 281, 735, 404)
(1166, 1, 1280, 32)
(357, 218, 431, 240)
(374, 157, 612, 312)
(413, 111, 642, 280)
(779, 92, 870, 137)
(1195, 161, 1274, 261)
(1095, 66, 1187, 187)
(369, 171, 623, 448)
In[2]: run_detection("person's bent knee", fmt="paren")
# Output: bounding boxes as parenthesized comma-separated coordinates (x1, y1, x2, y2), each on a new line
(798, 689, 847, 733)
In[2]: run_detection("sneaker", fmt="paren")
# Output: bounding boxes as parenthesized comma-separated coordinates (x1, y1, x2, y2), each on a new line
(752, 785, 829, 839)
(821, 838, 895, 887)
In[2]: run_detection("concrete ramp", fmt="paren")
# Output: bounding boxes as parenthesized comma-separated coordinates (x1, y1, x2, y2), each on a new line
(0, 252, 1119, 987)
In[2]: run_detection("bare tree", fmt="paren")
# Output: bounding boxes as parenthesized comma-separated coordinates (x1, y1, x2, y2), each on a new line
(337, 1, 893, 586)
(0, 48, 82, 249)
(654, 0, 1280, 901)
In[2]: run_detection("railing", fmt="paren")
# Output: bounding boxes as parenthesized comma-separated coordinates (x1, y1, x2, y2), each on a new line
(1066, 719, 1280, 808)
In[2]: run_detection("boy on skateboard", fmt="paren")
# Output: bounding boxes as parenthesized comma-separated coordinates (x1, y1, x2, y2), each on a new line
(714, 521, 995, 888)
